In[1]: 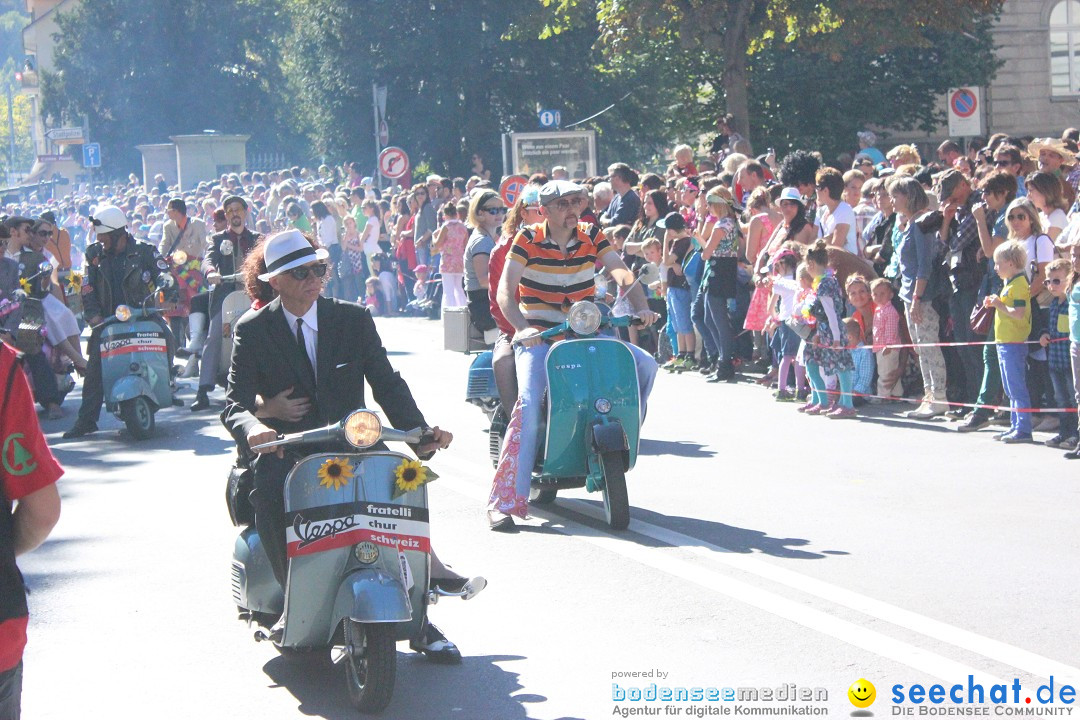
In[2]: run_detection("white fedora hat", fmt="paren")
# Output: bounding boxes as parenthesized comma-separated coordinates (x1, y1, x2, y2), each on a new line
(258, 229, 329, 281)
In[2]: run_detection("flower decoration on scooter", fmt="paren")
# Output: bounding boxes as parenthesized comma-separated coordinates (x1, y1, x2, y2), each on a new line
(317, 457, 354, 491)
(67, 272, 83, 294)
(18, 278, 31, 295)
(393, 458, 438, 498)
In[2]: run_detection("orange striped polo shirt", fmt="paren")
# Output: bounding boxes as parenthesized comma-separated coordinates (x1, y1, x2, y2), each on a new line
(509, 221, 615, 329)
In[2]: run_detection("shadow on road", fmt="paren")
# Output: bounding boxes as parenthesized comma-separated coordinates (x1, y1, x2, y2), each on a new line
(263, 652, 564, 719)
(557, 501, 842, 560)
(638, 439, 716, 458)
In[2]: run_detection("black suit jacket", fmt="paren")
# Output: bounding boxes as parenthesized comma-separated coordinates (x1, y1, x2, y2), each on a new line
(221, 296, 427, 445)
(204, 228, 259, 316)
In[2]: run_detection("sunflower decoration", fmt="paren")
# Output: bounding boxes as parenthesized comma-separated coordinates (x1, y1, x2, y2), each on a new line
(393, 458, 439, 498)
(68, 272, 83, 294)
(18, 277, 32, 295)
(317, 457, 354, 492)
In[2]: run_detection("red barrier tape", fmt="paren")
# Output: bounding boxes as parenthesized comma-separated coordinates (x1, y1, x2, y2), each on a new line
(812, 388, 1078, 415)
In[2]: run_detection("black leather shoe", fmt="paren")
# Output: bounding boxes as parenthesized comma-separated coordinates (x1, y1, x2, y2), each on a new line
(62, 420, 98, 439)
(488, 513, 517, 532)
(409, 623, 461, 664)
(1065, 443, 1080, 459)
(956, 413, 990, 433)
(190, 394, 211, 412)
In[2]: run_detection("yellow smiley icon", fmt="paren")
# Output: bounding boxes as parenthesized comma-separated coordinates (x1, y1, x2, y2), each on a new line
(848, 679, 876, 708)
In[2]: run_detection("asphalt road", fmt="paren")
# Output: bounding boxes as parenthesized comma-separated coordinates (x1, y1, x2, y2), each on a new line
(18, 314, 1080, 720)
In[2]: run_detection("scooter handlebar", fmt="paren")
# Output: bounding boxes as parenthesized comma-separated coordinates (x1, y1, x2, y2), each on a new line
(250, 418, 426, 451)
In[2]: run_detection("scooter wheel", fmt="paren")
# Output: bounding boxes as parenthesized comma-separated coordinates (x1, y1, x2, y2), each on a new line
(343, 619, 396, 714)
(120, 397, 155, 440)
(529, 486, 558, 505)
(599, 451, 630, 530)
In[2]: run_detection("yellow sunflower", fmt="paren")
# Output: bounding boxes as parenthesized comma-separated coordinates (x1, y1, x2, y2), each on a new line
(393, 458, 438, 497)
(68, 273, 83, 293)
(18, 278, 31, 295)
(317, 457, 354, 491)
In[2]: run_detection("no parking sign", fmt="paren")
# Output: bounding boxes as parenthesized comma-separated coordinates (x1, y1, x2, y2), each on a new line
(947, 87, 983, 137)
(499, 175, 528, 208)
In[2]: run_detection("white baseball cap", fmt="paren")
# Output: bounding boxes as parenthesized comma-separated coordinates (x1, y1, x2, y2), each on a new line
(258, 229, 329, 281)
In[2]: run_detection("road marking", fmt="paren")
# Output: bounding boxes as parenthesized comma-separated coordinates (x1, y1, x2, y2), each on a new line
(437, 457, 1079, 686)
(438, 474, 1004, 686)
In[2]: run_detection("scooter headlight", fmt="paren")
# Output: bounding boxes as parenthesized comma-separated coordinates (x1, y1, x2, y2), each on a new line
(567, 301, 602, 336)
(114, 305, 132, 322)
(344, 410, 382, 449)
(354, 542, 379, 564)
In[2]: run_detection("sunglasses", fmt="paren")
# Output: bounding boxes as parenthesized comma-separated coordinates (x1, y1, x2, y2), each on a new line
(993, 160, 1012, 167)
(549, 197, 586, 211)
(34, 229, 52, 237)
(1044, 278, 1064, 286)
(285, 262, 328, 280)
(1006, 213, 1029, 221)
(479, 206, 506, 216)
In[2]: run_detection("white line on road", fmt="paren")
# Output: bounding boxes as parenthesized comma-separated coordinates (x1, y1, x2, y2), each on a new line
(437, 474, 1004, 688)
(437, 457, 1080, 688)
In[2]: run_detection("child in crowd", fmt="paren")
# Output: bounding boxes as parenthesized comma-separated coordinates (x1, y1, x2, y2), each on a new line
(667, 143, 699, 179)
(870, 279, 903, 401)
(790, 262, 817, 400)
(986, 240, 1033, 442)
(1066, 242, 1080, 459)
(1039, 258, 1078, 448)
(845, 317, 873, 408)
(364, 277, 384, 316)
(765, 249, 803, 401)
(372, 253, 399, 316)
(413, 264, 430, 299)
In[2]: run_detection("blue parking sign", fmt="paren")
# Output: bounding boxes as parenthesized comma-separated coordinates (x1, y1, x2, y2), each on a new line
(83, 143, 101, 168)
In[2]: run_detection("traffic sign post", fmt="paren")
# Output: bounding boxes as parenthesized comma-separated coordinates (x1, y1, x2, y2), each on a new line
(82, 143, 101, 168)
(378, 146, 409, 183)
(947, 87, 983, 137)
(499, 175, 528, 208)
(539, 109, 561, 129)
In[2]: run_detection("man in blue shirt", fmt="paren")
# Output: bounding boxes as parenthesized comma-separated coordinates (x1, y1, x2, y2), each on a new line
(600, 163, 641, 228)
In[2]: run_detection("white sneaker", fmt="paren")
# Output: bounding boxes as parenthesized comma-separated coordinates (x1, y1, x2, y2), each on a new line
(908, 402, 947, 419)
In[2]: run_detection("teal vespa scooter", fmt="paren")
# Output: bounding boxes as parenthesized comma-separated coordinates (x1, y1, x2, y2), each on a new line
(98, 274, 176, 439)
(498, 300, 643, 530)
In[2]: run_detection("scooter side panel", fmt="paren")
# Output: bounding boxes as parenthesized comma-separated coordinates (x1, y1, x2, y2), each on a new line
(219, 290, 251, 376)
(100, 319, 171, 410)
(281, 452, 430, 647)
(542, 339, 640, 478)
(232, 526, 284, 614)
(465, 350, 497, 402)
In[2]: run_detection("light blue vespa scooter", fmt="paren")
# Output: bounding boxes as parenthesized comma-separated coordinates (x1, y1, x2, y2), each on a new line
(98, 275, 176, 439)
(233, 410, 479, 714)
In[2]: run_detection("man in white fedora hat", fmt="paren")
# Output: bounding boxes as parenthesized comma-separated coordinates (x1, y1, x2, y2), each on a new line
(222, 229, 470, 661)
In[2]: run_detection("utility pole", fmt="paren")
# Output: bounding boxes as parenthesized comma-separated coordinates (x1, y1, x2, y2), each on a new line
(372, 81, 382, 191)
(6, 80, 16, 186)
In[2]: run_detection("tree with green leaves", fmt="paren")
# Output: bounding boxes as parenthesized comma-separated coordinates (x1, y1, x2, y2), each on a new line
(538, 0, 1003, 150)
(40, 0, 300, 172)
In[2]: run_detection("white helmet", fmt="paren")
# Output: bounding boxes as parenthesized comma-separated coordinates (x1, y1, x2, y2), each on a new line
(91, 205, 128, 235)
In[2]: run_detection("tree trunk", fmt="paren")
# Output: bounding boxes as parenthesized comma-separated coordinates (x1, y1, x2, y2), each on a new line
(721, 0, 754, 148)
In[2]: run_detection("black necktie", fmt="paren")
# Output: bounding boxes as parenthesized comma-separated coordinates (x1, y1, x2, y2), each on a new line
(295, 318, 316, 382)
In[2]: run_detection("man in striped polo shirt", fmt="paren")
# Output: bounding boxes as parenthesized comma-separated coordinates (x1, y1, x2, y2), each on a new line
(488, 180, 659, 530)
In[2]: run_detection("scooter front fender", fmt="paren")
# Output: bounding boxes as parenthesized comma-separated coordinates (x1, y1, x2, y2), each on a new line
(111, 374, 154, 404)
(332, 568, 412, 626)
(592, 419, 629, 471)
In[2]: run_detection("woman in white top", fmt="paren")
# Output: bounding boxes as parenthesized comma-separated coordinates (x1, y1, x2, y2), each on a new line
(813, 167, 858, 254)
(311, 200, 340, 298)
(1025, 171, 1070, 247)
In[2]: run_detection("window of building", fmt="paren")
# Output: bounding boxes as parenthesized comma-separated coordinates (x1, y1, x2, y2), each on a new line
(1050, 0, 1080, 96)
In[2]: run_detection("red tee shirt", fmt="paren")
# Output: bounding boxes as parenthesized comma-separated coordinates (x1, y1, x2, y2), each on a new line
(0, 344, 64, 672)
(488, 233, 516, 335)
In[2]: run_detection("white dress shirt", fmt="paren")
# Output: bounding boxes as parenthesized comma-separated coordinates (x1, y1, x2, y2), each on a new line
(282, 302, 318, 379)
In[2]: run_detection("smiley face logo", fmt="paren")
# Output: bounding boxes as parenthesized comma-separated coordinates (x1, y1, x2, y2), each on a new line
(848, 678, 876, 708)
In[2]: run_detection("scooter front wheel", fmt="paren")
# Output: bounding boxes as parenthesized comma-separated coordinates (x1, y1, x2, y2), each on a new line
(599, 451, 630, 530)
(343, 619, 396, 714)
(120, 397, 155, 440)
